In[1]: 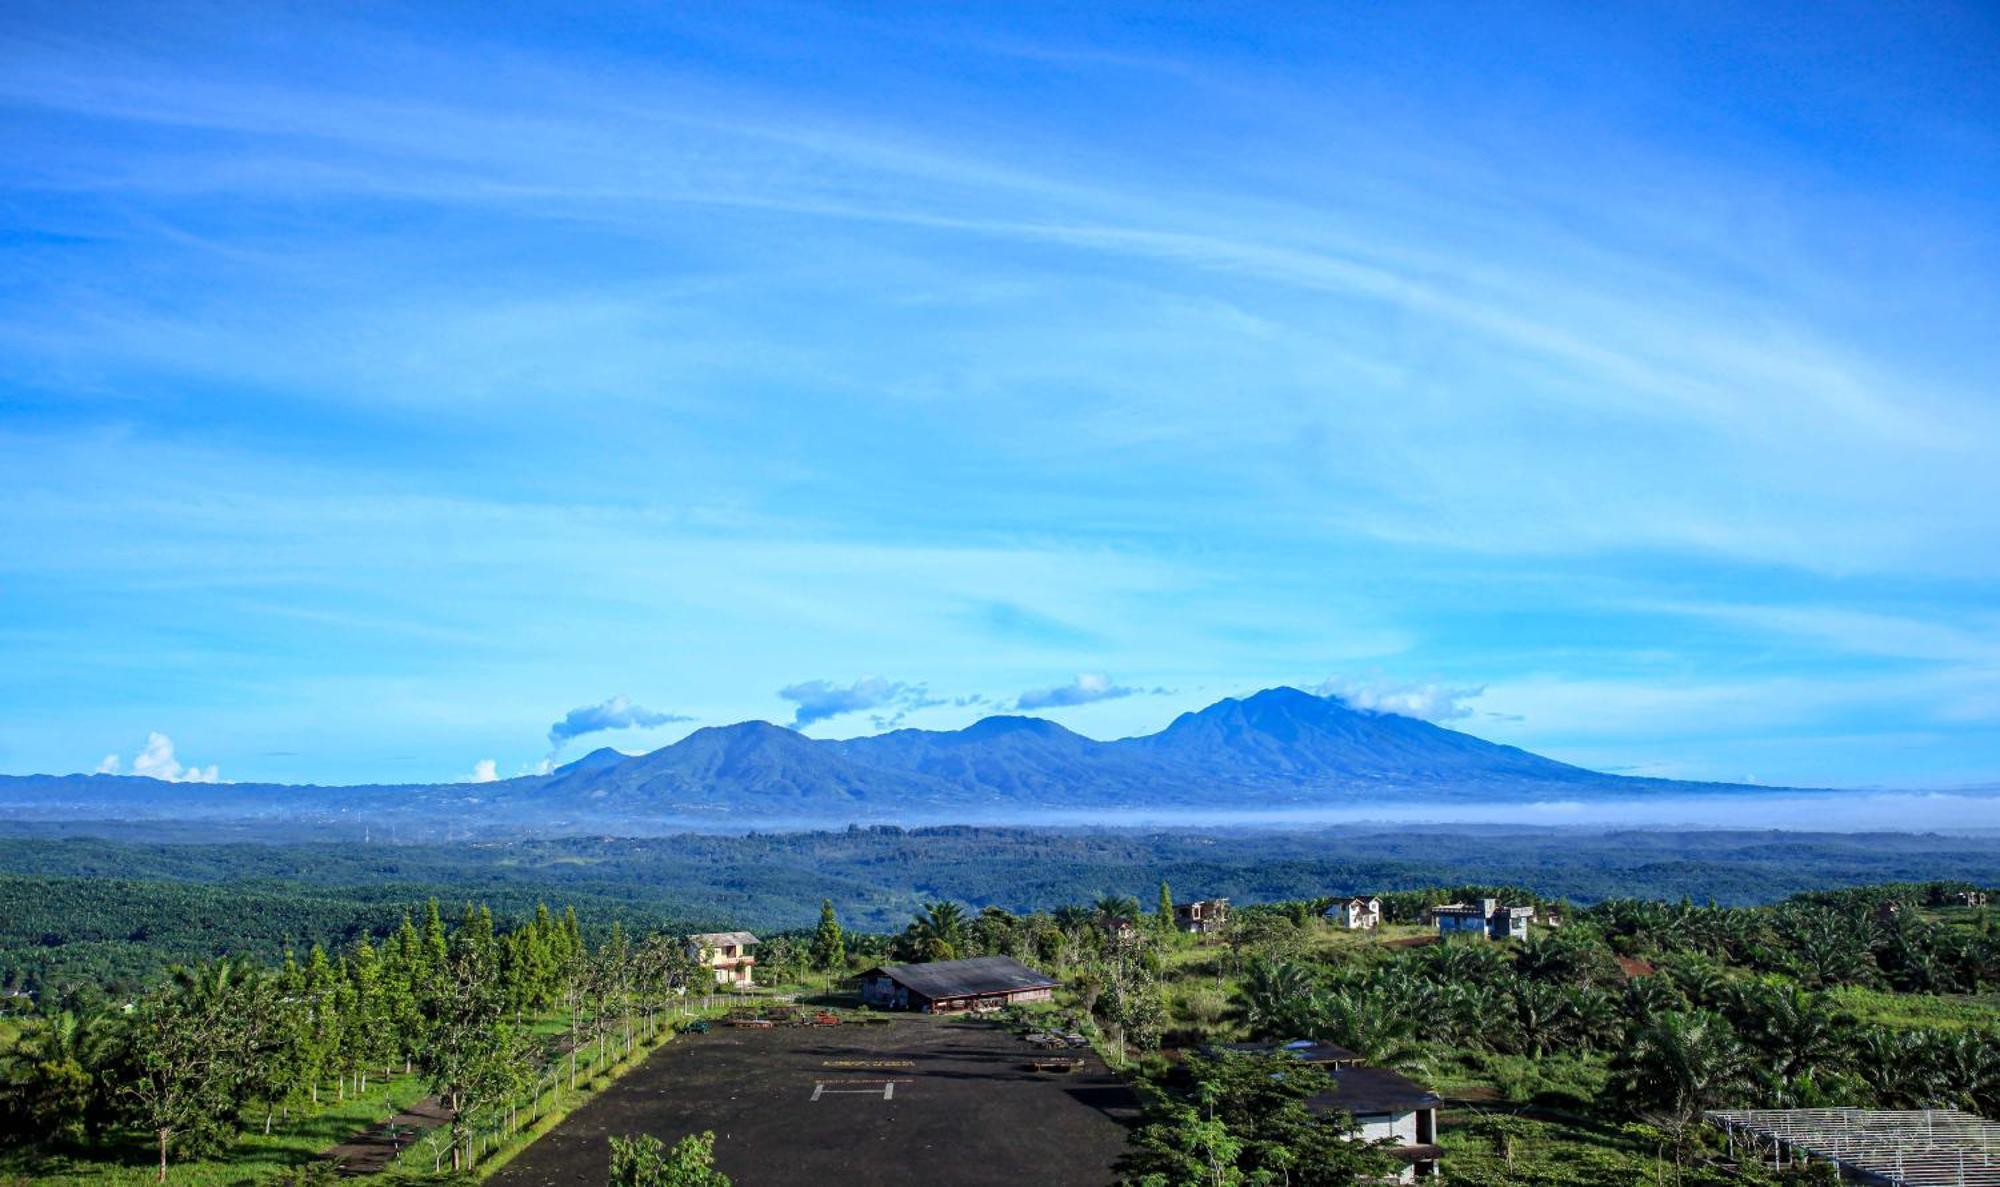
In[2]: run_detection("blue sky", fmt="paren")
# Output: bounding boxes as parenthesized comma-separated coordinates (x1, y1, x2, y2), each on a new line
(2, 2, 1998, 789)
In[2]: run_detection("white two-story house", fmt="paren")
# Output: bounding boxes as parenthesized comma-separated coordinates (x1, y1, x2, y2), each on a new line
(1328, 896, 1383, 930)
(687, 931, 759, 986)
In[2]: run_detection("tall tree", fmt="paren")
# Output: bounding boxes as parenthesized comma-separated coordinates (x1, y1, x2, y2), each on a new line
(119, 961, 267, 1181)
(417, 917, 517, 1170)
(901, 902, 971, 962)
(810, 900, 846, 978)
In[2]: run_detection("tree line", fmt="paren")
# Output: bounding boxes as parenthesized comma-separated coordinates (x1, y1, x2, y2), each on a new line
(0, 900, 714, 1180)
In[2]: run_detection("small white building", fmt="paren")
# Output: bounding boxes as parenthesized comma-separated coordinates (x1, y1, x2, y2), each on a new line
(1327, 896, 1382, 930)
(687, 931, 759, 986)
(1311, 1066, 1442, 1181)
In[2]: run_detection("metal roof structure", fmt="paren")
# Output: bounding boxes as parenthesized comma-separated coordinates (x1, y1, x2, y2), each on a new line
(861, 956, 1058, 1002)
(1310, 1067, 1442, 1116)
(1707, 1108, 2000, 1186)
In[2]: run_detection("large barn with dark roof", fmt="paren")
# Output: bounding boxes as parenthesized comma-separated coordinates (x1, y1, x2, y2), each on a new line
(858, 956, 1060, 1013)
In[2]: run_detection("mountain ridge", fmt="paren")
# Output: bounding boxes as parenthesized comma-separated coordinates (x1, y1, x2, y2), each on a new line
(0, 687, 1800, 836)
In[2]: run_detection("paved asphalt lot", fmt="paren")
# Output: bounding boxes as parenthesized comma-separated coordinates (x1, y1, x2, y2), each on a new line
(487, 1017, 1141, 1187)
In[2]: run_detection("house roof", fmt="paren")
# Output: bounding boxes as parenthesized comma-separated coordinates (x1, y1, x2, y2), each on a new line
(1309, 1067, 1441, 1116)
(1429, 902, 1485, 915)
(689, 931, 759, 947)
(1431, 902, 1532, 919)
(860, 956, 1059, 1001)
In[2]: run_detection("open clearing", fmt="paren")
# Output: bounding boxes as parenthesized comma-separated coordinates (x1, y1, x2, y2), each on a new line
(486, 1017, 1140, 1187)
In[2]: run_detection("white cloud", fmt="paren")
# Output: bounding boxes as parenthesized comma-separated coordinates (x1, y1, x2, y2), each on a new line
(1316, 675, 1482, 722)
(466, 758, 498, 783)
(95, 731, 221, 782)
(1014, 673, 1136, 710)
(548, 695, 691, 748)
(778, 677, 943, 728)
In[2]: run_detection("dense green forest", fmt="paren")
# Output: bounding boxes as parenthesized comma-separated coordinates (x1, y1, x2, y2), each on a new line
(0, 876, 697, 996)
(5, 826, 1997, 994)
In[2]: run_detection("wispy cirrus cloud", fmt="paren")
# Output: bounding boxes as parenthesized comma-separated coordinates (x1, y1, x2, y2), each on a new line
(3, 5, 1998, 789)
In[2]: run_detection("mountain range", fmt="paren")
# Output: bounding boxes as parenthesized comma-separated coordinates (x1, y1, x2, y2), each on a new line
(0, 687, 1769, 838)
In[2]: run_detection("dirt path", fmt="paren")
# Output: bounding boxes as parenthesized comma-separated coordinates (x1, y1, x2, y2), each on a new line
(322, 1095, 454, 1175)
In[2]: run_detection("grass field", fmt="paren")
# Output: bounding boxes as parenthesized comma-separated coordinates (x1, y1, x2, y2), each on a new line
(1826, 986, 2000, 1030)
(1435, 1112, 1675, 1186)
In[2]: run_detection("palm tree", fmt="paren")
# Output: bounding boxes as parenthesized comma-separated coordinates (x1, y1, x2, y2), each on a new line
(1612, 1009, 1754, 1126)
(1566, 986, 1622, 1051)
(1235, 958, 1316, 1038)
(0, 1009, 106, 1142)
(1621, 974, 1685, 1024)
(1053, 904, 1094, 932)
(1434, 981, 1498, 1048)
(1731, 984, 1851, 1098)
(1929, 1029, 2000, 1116)
(0, 1008, 99, 1073)
(1093, 894, 1145, 984)
(1509, 981, 1570, 1057)
(1873, 1027, 2000, 1116)
(1665, 957, 1728, 1009)
(1094, 894, 1142, 936)
(1420, 939, 1507, 984)
(1781, 908, 1878, 989)
(1314, 989, 1424, 1071)
(905, 902, 970, 962)
(1854, 1026, 1928, 1107)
